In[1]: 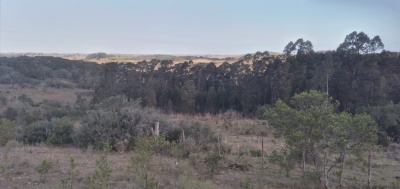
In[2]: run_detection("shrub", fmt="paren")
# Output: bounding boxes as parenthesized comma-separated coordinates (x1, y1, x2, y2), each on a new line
(0, 119, 16, 146)
(61, 157, 77, 189)
(166, 120, 217, 152)
(3, 107, 18, 121)
(22, 120, 48, 144)
(177, 137, 198, 158)
(86, 143, 112, 189)
(74, 96, 171, 150)
(4, 140, 22, 148)
(249, 148, 262, 157)
(240, 177, 255, 189)
(37, 159, 53, 183)
(205, 152, 223, 178)
(129, 135, 158, 189)
(20, 117, 73, 145)
(268, 149, 297, 177)
(38, 100, 69, 119)
(47, 117, 74, 145)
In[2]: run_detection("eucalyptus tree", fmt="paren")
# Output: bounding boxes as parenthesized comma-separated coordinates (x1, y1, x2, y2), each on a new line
(337, 31, 384, 54)
(265, 90, 378, 188)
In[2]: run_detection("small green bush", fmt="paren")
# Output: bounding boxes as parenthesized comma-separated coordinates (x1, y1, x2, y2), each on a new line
(5, 140, 22, 148)
(130, 135, 158, 189)
(47, 117, 73, 145)
(166, 120, 218, 152)
(0, 119, 16, 146)
(240, 177, 255, 189)
(249, 148, 262, 157)
(205, 152, 223, 178)
(86, 143, 112, 189)
(37, 159, 53, 183)
(61, 157, 77, 189)
(22, 120, 48, 144)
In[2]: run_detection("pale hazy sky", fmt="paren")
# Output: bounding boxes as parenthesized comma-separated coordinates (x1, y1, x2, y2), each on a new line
(1, 0, 399, 54)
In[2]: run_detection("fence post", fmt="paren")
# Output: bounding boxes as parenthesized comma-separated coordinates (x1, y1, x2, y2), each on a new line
(154, 122, 160, 136)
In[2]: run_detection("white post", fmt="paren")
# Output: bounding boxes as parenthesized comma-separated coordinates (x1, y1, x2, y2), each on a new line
(155, 122, 160, 136)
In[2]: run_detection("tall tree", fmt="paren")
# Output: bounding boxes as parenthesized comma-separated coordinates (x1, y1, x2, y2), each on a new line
(337, 31, 384, 54)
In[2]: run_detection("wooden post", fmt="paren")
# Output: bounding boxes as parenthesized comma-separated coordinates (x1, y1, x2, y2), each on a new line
(181, 130, 185, 142)
(218, 132, 221, 156)
(326, 74, 329, 95)
(262, 137, 264, 170)
(154, 122, 160, 136)
(367, 149, 372, 188)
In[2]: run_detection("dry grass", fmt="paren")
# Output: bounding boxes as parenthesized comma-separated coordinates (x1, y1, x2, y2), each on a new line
(28, 53, 241, 64)
(0, 103, 399, 188)
(0, 85, 92, 104)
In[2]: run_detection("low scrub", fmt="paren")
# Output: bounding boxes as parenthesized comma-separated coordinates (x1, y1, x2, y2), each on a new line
(73, 96, 171, 150)
(20, 117, 73, 145)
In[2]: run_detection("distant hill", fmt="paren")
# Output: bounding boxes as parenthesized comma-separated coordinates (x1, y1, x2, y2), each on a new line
(0, 56, 101, 89)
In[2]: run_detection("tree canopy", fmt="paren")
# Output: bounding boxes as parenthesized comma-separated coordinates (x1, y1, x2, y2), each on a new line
(265, 90, 378, 188)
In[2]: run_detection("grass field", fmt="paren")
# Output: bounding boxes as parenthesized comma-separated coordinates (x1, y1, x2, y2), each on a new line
(1, 114, 399, 189)
(0, 87, 399, 188)
(0, 85, 92, 104)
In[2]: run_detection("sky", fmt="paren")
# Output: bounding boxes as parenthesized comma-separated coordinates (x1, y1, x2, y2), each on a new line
(0, 0, 399, 54)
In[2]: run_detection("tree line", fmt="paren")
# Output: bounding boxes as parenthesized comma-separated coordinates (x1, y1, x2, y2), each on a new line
(0, 31, 399, 144)
(92, 32, 399, 143)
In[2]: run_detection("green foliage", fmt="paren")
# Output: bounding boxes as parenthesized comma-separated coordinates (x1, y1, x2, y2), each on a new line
(249, 148, 262, 157)
(0, 56, 100, 89)
(204, 152, 223, 178)
(357, 104, 400, 145)
(0, 119, 16, 146)
(47, 117, 74, 145)
(74, 96, 171, 150)
(240, 177, 255, 189)
(86, 52, 108, 59)
(268, 149, 296, 177)
(337, 31, 384, 54)
(22, 120, 49, 144)
(188, 153, 202, 167)
(38, 100, 69, 119)
(129, 135, 158, 189)
(283, 38, 314, 56)
(61, 157, 77, 189)
(4, 140, 22, 148)
(3, 107, 18, 121)
(265, 90, 379, 187)
(166, 120, 217, 152)
(177, 174, 216, 189)
(20, 117, 73, 145)
(37, 159, 53, 183)
(86, 142, 112, 189)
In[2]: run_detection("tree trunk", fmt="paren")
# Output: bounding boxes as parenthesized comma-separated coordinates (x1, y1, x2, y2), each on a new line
(302, 149, 306, 177)
(367, 149, 372, 188)
(323, 151, 329, 189)
(338, 149, 347, 188)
